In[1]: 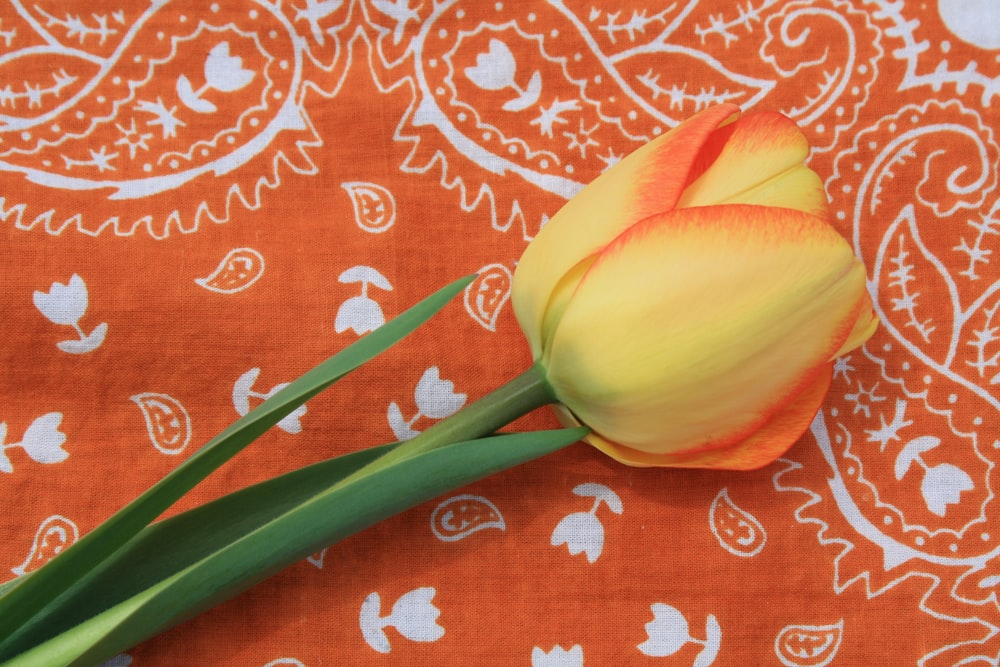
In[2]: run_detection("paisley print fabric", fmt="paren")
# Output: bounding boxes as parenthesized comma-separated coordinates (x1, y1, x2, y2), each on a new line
(2, 1, 999, 664)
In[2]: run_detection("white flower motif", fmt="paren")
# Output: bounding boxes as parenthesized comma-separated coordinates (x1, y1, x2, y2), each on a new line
(921, 463, 974, 517)
(18, 413, 69, 464)
(359, 587, 445, 654)
(33, 274, 88, 325)
(204, 42, 255, 92)
(895, 435, 974, 516)
(531, 644, 584, 667)
(550, 483, 623, 563)
(335, 295, 386, 335)
(335, 266, 393, 335)
(638, 604, 722, 666)
(176, 41, 255, 113)
(414, 367, 467, 419)
(551, 511, 604, 563)
(388, 367, 466, 440)
(232, 369, 307, 434)
(463, 38, 541, 111)
(0, 413, 69, 474)
(33, 274, 107, 353)
(465, 38, 517, 91)
(638, 604, 691, 658)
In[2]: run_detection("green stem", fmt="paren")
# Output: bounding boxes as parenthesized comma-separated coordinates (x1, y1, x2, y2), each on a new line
(360, 361, 556, 472)
(0, 363, 572, 665)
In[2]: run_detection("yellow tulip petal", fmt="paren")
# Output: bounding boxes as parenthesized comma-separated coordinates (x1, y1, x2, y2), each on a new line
(545, 204, 869, 456)
(833, 306, 879, 359)
(512, 103, 742, 357)
(582, 366, 832, 469)
(675, 112, 828, 218)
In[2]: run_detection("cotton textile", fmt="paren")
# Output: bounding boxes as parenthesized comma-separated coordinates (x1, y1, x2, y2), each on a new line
(1, 1, 998, 665)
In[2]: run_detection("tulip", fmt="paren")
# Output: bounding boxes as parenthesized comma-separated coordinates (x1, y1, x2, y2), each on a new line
(0, 106, 877, 665)
(511, 103, 877, 470)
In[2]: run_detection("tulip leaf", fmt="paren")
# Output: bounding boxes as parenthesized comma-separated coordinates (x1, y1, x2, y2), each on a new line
(0, 442, 393, 664)
(0, 275, 475, 652)
(0, 428, 585, 666)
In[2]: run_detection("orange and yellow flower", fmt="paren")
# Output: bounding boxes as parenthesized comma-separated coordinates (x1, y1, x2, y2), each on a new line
(512, 103, 877, 470)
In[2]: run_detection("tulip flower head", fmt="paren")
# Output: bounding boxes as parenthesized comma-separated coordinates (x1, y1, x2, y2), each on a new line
(512, 104, 877, 470)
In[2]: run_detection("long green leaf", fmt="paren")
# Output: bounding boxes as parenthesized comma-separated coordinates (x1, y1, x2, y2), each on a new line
(0, 275, 474, 653)
(0, 443, 395, 663)
(2, 428, 585, 666)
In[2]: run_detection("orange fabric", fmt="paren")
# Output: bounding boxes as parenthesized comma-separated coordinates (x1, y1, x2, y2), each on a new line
(1, 1, 998, 665)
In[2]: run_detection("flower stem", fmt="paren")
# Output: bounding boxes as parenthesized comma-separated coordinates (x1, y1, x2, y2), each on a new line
(360, 361, 557, 471)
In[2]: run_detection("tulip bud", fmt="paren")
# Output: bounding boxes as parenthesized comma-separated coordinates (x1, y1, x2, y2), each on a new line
(512, 104, 877, 470)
